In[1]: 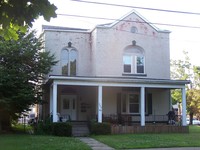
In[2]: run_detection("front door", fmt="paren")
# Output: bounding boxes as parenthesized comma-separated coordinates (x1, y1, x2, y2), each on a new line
(61, 95, 77, 120)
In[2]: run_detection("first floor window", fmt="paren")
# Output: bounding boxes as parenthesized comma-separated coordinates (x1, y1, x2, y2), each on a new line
(129, 94, 139, 113)
(121, 93, 140, 114)
(118, 92, 152, 115)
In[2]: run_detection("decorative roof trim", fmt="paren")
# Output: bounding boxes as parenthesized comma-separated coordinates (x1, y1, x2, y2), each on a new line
(96, 10, 171, 33)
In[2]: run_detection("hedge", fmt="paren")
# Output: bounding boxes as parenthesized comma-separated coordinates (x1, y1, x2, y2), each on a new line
(90, 122, 111, 135)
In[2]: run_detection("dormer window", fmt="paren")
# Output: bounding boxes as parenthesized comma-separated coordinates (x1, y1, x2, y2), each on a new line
(61, 47, 77, 76)
(123, 43, 145, 75)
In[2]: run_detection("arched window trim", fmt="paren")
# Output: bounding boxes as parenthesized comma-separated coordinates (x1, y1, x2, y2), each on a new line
(123, 45, 145, 75)
(61, 47, 78, 76)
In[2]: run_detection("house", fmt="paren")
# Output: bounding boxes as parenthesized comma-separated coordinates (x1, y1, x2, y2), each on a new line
(42, 10, 189, 132)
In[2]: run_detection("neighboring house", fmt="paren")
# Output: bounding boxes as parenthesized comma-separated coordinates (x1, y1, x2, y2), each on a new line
(42, 10, 189, 127)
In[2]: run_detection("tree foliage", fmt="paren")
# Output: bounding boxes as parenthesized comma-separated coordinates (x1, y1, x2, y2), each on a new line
(0, 0, 57, 40)
(170, 51, 200, 124)
(170, 51, 191, 104)
(0, 30, 57, 130)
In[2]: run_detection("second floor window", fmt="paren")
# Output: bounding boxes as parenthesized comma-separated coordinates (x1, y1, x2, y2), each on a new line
(136, 56, 144, 73)
(61, 48, 77, 76)
(123, 43, 145, 75)
(123, 55, 145, 74)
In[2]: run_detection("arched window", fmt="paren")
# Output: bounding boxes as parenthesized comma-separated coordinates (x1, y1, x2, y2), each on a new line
(69, 49, 77, 76)
(61, 50, 69, 75)
(123, 43, 145, 74)
(61, 47, 77, 76)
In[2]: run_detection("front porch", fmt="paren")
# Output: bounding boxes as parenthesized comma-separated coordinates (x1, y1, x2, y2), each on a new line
(45, 76, 189, 132)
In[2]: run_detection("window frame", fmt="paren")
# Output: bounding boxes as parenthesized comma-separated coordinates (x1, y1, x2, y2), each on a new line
(61, 48, 77, 76)
(123, 54, 145, 75)
(121, 93, 140, 114)
(135, 55, 145, 74)
(120, 92, 152, 115)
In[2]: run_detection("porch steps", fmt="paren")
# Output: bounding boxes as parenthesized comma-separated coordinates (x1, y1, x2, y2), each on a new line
(71, 122, 90, 137)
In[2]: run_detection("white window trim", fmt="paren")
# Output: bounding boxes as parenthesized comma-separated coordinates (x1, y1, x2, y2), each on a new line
(121, 92, 141, 115)
(123, 54, 145, 74)
(121, 92, 149, 115)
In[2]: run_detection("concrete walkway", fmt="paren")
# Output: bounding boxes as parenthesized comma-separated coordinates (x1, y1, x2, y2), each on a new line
(78, 137, 200, 150)
(78, 137, 115, 150)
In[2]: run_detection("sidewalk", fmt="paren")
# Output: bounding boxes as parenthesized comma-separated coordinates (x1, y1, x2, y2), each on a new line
(78, 137, 114, 150)
(78, 137, 200, 150)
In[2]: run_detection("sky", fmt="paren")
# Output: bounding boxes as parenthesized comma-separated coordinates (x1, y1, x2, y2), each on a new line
(33, 0, 200, 66)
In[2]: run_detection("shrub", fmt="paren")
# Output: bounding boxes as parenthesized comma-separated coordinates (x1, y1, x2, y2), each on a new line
(34, 121, 52, 135)
(90, 122, 111, 135)
(51, 122, 72, 136)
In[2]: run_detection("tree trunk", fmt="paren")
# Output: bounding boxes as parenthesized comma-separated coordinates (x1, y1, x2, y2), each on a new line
(0, 112, 11, 132)
(189, 112, 194, 125)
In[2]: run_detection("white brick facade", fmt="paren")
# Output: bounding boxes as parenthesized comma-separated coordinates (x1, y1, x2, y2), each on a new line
(43, 10, 170, 79)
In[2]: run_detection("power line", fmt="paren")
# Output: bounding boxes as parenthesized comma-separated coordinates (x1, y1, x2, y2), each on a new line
(57, 13, 200, 29)
(71, 0, 200, 15)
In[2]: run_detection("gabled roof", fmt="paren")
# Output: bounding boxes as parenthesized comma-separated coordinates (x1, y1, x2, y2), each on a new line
(96, 10, 170, 33)
(42, 10, 170, 34)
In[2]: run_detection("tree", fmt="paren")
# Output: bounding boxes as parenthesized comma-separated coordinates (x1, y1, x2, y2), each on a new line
(170, 51, 192, 104)
(187, 89, 200, 123)
(0, 0, 57, 40)
(170, 51, 200, 124)
(0, 30, 57, 131)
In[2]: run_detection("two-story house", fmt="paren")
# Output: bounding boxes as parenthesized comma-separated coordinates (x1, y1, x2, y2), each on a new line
(42, 10, 189, 129)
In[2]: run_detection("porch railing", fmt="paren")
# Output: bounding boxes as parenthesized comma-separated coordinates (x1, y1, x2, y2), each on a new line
(102, 114, 182, 125)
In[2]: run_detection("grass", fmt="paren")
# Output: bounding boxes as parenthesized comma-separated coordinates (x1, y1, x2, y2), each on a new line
(92, 125, 200, 149)
(0, 134, 91, 150)
(0, 124, 91, 150)
(0, 135, 91, 150)
(1, 125, 200, 150)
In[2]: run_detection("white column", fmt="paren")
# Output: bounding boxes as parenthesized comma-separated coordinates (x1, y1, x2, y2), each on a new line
(98, 85, 103, 123)
(52, 83, 58, 122)
(140, 87, 145, 126)
(50, 85, 53, 115)
(181, 87, 187, 126)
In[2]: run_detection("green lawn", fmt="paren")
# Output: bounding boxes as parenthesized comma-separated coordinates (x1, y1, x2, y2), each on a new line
(92, 125, 200, 149)
(0, 134, 91, 150)
(1, 125, 200, 150)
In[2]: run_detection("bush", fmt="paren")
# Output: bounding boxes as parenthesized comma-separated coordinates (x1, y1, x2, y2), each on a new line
(90, 122, 111, 135)
(34, 121, 52, 135)
(51, 122, 72, 136)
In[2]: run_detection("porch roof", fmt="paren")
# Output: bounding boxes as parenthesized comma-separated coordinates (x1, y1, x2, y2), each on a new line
(47, 75, 190, 89)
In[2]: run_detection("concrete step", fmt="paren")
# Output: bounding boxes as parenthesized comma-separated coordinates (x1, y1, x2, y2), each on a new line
(72, 123, 90, 137)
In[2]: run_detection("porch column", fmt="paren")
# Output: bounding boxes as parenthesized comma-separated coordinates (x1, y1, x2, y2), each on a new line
(52, 82, 58, 122)
(50, 85, 53, 114)
(98, 85, 103, 123)
(140, 87, 145, 126)
(181, 87, 187, 126)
